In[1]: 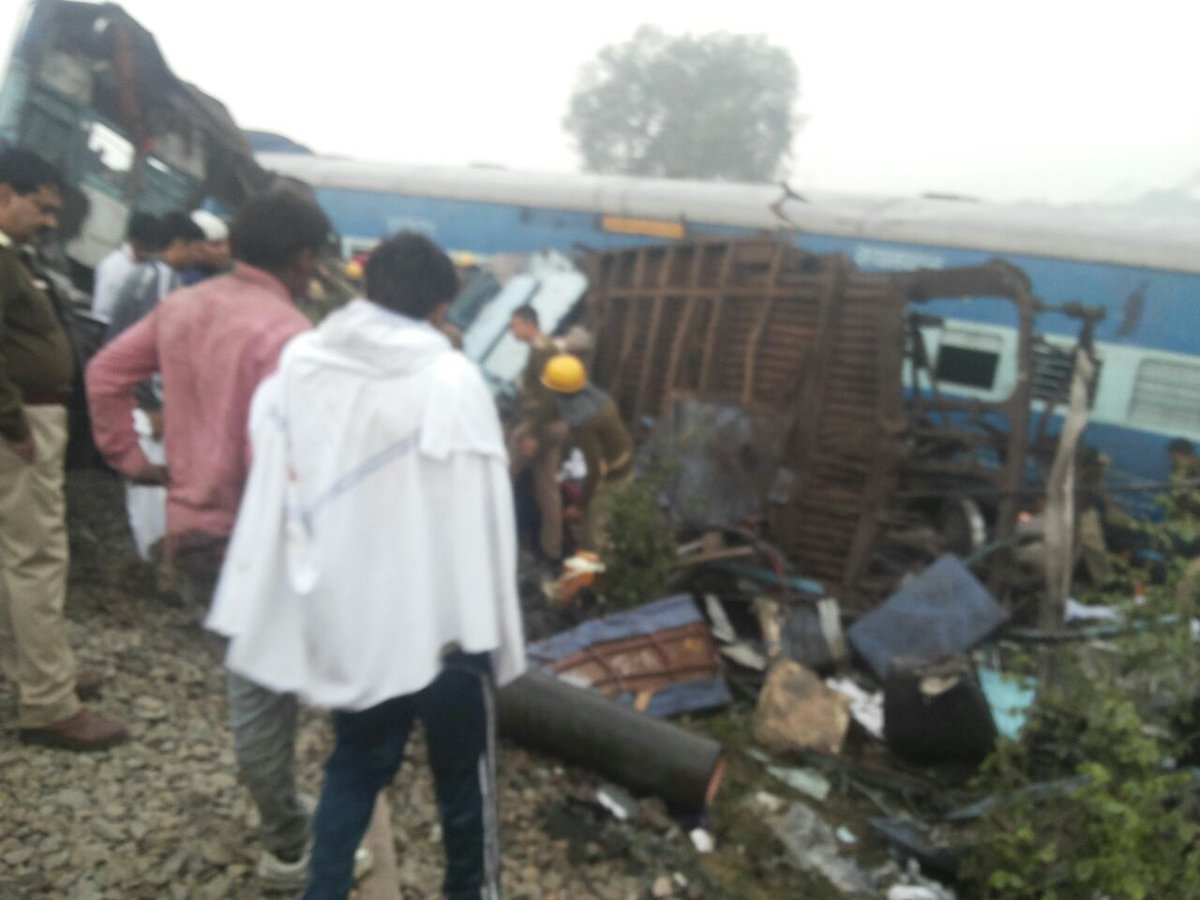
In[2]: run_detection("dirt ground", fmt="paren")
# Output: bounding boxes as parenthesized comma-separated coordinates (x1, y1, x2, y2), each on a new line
(0, 469, 938, 899)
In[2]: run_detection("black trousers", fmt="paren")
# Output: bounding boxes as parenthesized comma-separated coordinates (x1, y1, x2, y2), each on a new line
(303, 653, 500, 900)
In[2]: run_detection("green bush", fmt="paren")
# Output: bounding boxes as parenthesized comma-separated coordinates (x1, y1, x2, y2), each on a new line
(601, 475, 677, 609)
(963, 652, 1200, 899)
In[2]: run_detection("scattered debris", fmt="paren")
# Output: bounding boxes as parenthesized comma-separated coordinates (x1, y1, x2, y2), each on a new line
(878, 860, 958, 900)
(869, 817, 964, 882)
(702, 594, 738, 644)
(496, 672, 726, 813)
(944, 776, 1090, 823)
(753, 660, 851, 756)
(764, 765, 832, 802)
(826, 677, 885, 740)
(527, 594, 732, 717)
(770, 803, 876, 895)
(781, 599, 847, 671)
(718, 642, 767, 671)
(848, 555, 1010, 682)
(542, 552, 606, 605)
(688, 828, 715, 854)
(595, 784, 638, 821)
(976, 665, 1037, 741)
(751, 791, 786, 815)
(888, 885, 952, 900)
(884, 656, 997, 766)
(643, 399, 793, 534)
(752, 596, 785, 660)
(709, 560, 824, 598)
(1064, 597, 1121, 622)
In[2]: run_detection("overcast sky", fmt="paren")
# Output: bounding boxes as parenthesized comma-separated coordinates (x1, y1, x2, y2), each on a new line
(2, 0, 1197, 204)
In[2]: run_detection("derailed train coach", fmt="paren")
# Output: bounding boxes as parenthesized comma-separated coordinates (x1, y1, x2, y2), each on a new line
(0, 0, 271, 291)
(259, 151, 1200, 522)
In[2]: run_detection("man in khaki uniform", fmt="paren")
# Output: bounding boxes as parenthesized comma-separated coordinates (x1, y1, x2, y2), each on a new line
(540, 354, 634, 552)
(509, 306, 568, 562)
(0, 149, 127, 750)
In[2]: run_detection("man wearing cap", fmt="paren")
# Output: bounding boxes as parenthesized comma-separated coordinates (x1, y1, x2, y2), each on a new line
(0, 148, 128, 750)
(182, 209, 232, 285)
(540, 354, 634, 552)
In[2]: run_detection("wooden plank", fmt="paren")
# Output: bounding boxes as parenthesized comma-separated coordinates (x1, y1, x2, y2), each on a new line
(633, 246, 674, 417)
(741, 242, 786, 406)
(697, 244, 737, 393)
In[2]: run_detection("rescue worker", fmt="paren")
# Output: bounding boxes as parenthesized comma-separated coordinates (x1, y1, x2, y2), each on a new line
(540, 354, 634, 552)
(509, 306, 568, 562)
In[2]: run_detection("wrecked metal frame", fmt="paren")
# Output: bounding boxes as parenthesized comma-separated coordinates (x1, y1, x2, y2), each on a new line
(586, 237, 1101, 608)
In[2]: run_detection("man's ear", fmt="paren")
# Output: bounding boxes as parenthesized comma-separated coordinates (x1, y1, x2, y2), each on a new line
(428, 302, 450, 326)
(296, 246, 318, 274)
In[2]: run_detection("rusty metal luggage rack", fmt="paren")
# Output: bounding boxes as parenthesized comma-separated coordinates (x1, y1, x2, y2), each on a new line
(586, 237, 1097, 610)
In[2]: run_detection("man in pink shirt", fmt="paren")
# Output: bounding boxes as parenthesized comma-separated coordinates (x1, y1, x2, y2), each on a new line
(86, 190, 331, 890)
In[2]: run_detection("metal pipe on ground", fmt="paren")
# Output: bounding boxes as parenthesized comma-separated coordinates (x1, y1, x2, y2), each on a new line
(496, 672, 726, 814)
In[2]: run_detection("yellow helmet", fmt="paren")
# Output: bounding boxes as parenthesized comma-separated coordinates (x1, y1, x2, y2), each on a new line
(541, 354, 587, 393)
(344, 259, 364, 281)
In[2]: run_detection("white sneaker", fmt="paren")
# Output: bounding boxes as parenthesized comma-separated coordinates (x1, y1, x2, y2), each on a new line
(353, 847, 375, 881)
(256, 847, 310, 892)
(256, 843, 375, 891)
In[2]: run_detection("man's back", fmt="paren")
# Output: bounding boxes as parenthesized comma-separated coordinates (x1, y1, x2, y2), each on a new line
(158, 265, 309, 540)
(106, 259, 176, 342)
(88, 263, 309, 543)
(211, 298, 525, 710)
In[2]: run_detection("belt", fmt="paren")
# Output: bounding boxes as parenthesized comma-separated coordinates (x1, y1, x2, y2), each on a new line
(23, 389, 71, 406)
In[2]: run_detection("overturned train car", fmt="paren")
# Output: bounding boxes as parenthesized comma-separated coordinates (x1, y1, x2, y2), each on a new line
(0, 0, 271, 286)
(586, 237, 1101, 608)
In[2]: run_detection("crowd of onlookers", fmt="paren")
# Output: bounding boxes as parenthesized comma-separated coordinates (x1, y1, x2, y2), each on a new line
(0, 147, 520, 898)
(0, 141, 646, 897)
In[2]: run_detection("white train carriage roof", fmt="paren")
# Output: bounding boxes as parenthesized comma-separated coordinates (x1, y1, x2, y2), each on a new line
(258, 153, 1200, 276)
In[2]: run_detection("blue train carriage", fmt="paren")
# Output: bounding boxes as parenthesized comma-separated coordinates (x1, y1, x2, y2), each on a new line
(258, 152, 1200, 511)
(0, 0, 268, 290)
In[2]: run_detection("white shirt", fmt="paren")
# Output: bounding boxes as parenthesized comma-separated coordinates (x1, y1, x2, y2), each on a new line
(91, 243, 137, 323)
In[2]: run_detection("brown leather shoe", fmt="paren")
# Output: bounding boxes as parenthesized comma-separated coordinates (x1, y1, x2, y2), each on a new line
(20, 708, 129, 752)
(75, 668, 106, 700)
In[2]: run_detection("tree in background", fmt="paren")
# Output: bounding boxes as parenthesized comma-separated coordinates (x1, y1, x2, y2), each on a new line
(564, 27, 800, 183)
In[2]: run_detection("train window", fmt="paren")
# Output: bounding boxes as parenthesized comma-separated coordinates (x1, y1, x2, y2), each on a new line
(81, 122, 134, 196)
(935, 344, 1001, 390)
(1031, 342, 1101, 406)
(20, 105, 73, 170)
(1128, 358, 1200, 433)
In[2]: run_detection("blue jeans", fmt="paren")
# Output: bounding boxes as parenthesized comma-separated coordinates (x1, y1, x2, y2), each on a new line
(302, 653, 501, 900)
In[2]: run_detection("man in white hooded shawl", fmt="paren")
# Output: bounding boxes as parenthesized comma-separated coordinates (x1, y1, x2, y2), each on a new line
(207, 233, 525, 899)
